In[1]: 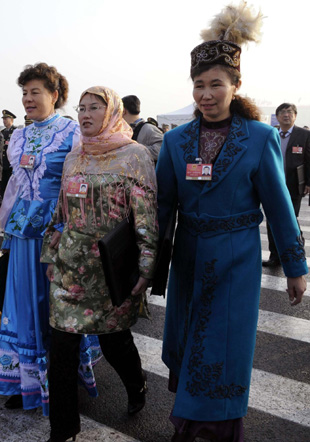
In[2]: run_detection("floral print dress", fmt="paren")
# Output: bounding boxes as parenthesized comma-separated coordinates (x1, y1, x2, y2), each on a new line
(41, 142, 158, 335)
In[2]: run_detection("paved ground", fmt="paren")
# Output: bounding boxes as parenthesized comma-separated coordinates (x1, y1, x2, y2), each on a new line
(0, 395, 140, 441)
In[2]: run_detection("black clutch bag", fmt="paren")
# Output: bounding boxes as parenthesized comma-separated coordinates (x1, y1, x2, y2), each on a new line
(151, 204, 177, 297)
(296, 164, 305, 196)
(98, 215, 140, 307)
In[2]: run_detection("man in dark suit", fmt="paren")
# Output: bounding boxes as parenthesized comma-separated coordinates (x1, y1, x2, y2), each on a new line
(263, 103, 310, 267)
(1, 109, 17, 200)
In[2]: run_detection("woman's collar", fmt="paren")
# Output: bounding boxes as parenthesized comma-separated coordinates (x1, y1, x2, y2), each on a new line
(33, 112, 59, 127)
(201, 115, 233, 129)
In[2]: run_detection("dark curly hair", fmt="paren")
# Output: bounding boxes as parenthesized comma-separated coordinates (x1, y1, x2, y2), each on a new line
(191, 64, 261, 122)
(17, 62, 69, 109)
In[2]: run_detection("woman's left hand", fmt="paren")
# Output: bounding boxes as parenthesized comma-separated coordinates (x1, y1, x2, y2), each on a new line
(49, 230, 62, 250)
(46, 263, 54, 282)
(131, 276, 150, 295)
(287, 275, 307, 306)
(304, 185, 310, 195)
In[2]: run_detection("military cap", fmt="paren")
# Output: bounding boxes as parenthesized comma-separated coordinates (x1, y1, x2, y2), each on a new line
(147, 117, 159, 127)
(2, 109, 16, 119)
(24, 115, 33, 126)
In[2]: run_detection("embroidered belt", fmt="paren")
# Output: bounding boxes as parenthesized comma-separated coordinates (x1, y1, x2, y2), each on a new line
(178, 208, 263, 238)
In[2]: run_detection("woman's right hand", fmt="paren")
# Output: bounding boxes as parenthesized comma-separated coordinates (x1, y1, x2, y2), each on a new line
(49, 230, 62, 250)
(287, 275, 307, 306)
(46, 264, 54, 282)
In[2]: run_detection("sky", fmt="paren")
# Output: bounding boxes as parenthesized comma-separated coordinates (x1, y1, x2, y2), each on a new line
(1, 0, 310, 127)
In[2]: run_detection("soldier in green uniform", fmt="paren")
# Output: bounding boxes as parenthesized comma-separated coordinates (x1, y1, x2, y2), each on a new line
(1, 110, 17, 199)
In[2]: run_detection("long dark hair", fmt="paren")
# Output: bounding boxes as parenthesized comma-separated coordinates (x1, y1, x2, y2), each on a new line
(192, 64, 261, 121)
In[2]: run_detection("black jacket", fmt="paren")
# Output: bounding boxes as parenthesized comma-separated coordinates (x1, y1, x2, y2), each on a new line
(284, 125, 310, 198)
(1, 125, 17, 170)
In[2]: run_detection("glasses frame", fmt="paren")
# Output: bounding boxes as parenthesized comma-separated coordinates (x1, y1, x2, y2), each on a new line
(278, 109, 295, 116)
(75, 104, 106, 114)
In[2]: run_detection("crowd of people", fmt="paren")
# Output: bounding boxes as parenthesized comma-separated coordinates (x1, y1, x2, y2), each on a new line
(0, 3, 309, 442)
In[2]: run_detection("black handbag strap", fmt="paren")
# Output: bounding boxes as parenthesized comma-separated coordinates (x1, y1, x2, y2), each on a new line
(132, 122, 147, 141)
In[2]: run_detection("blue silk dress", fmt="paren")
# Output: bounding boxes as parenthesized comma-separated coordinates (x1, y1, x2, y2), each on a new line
(0, 114, 100, 416)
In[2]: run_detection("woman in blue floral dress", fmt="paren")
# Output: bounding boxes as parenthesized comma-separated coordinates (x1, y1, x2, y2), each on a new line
(0, 63, 99, 415)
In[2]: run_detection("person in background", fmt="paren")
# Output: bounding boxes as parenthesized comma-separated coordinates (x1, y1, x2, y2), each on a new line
(155, 4, 307, 442)
(147, 117, 164, 132)
(0, 132, 3, 230)
(122, 94, 163, 162)
(0, 63, 98, 415)
(24, 114, 33, 126)
(41, 86, 158, 442)
(1, 110, 17, 200)
(263, 103, 310, 267)
(0, 132, 4, 248)
(0, 132, 4, 197)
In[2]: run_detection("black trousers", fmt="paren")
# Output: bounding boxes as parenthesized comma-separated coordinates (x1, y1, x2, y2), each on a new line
(0, 169, 12, 201)
(266, 195, 303, 260)
(49, 328, 144, 440)
(0, 253, 9, 313)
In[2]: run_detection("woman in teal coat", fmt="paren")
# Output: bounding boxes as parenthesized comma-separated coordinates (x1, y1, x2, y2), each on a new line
(156, 4, 308, 442)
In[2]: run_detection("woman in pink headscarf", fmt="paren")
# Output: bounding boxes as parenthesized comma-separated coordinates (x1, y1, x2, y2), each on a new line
(41, 86, 158, 442)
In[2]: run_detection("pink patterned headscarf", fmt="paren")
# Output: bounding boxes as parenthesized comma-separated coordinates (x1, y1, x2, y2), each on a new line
(79, 86, 136, 154)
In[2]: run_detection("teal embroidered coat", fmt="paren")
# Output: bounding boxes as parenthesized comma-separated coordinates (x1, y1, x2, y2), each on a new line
(156, 115, 308, 422)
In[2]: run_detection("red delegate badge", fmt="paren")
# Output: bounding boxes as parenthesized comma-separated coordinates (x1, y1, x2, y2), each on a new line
(66, 181, 89, 198)
(186, 163, 212, 180)
(20, 154, 35, 169)
(292, 146, 303, 154)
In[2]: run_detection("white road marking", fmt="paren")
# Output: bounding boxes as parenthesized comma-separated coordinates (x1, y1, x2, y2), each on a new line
(132, 333, 310, 428)
(257, 310, 310, 343)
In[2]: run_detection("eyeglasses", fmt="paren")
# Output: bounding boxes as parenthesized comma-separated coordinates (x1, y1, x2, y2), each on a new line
(278, 109, 295, 116)
(75, 104, 106, 114)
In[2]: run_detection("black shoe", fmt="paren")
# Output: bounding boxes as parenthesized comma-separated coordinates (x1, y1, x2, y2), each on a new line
(4, 394, 23, 409)
(171, 430, 195, 442)
(46, 436, 77, 442)
(127, 371, 148, 416)
(262, 258, 280, 268)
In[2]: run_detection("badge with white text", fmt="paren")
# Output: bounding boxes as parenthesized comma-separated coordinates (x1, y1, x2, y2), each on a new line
(66, 181, 89, 198)
(292, 146, 303, 154)
(20, 154, 35, 169)
(186, 163, 212, 180)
